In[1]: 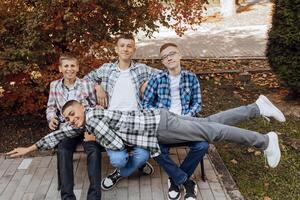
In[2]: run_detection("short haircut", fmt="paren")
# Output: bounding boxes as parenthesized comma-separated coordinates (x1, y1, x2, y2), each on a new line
(59, 54, 79, 66)
(116, 33, 135, 43)
(62, 100, 80, 114)
(160, 43, 178, 53)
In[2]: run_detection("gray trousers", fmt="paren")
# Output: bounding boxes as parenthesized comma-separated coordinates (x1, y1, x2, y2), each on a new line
(157, 103, 269, 150)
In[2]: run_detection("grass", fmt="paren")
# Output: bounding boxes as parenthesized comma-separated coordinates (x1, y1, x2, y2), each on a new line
(199, 75, 300, 200)
(216, 118, 300, 200)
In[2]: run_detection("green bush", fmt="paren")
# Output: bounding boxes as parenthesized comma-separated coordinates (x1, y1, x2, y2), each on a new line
(266, 0, 300, 98)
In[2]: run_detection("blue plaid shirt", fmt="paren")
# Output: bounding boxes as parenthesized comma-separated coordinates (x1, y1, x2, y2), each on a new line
(142, 70, 201, 116)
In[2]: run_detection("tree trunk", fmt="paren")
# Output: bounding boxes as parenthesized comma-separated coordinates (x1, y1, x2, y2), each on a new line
(220, 0, 236, 17)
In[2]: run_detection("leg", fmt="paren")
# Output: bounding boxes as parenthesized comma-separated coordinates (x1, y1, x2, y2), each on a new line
(83, 141, 102, 200)
(204, 103, 260, 125)
(106, 149, 129, 169)
(57, 136, 82, 200)
(157, 110, 269, 150)
(101, 149, 128, 191)
(180, 141, 209, 178)
(101, 147, 150, 191)
(158, 110, 281, 168)
(154, 144, 187, 185)
(119, 146, 150, 177)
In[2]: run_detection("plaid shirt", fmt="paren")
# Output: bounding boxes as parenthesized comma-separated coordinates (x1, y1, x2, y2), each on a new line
(83, 61, 159, 108)
(46, 78, 97, 122)
(142, 70, 201, 116)
(36, 107, 162, 157)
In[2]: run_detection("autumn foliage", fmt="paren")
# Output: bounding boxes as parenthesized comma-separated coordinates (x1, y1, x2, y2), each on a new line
(0, 0, 207, 117)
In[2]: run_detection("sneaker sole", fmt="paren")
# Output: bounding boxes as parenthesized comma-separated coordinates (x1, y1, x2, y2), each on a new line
(168, 193, 181, 200)
(260, 95, 286, 122)
(267, 132, 281, 168)
(101, 177, 123, 191)
(140, 161, 154, 176)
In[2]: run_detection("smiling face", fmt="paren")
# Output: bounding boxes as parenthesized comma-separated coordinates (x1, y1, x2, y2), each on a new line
(59, 58, 79, 81)
(115, 38, 136, 61)
(160, 45, 182, 72)
(62, 103, 86, 128)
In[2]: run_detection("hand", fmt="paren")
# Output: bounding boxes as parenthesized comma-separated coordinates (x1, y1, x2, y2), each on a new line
(95, 85, 108, 108)
(140, 81, 148, 99)
(6, 147, 31, 158)
(49, 117, 59, 130)
(84, 132, 96, 142)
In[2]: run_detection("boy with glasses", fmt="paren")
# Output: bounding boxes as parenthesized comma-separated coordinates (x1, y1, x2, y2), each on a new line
(142, 43, 208, 200)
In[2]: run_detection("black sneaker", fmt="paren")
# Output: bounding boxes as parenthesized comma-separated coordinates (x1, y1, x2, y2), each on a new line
(101, 169, 122, 190)
(183, 179, 197, 200)
(167, 178, 181, 200)
(138, 161, 154, 175)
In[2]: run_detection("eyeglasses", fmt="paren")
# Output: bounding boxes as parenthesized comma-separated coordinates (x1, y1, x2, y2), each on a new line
(161, 51, 178, 60)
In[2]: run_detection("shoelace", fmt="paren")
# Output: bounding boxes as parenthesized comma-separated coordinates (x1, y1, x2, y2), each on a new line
(109, 170, 121, 181)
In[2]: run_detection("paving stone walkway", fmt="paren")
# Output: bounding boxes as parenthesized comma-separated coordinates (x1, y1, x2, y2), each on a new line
(134, 1, 272, 59)
(0, 146, 233, 200)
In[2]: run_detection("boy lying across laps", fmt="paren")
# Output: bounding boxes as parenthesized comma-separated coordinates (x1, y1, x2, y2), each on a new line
(8, 95, 285, 173)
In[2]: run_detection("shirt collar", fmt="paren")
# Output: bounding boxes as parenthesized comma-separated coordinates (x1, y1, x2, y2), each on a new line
(112, 60, 137, 71)
(60, 77, 80, 90)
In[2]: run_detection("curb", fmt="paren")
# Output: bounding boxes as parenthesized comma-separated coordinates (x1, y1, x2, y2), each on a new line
(208, 144, 244, 200)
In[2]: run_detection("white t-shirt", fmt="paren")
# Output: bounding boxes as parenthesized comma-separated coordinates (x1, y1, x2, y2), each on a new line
(109, 68, 138, 111)
(169, 74, 182, 115)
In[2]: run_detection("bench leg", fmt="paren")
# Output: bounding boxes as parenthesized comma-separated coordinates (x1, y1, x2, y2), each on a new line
(200, 159, 206, 182)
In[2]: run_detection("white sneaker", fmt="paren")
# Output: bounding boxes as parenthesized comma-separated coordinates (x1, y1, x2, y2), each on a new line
(256, 95, 286, 122)
(264, 132, 281, 168)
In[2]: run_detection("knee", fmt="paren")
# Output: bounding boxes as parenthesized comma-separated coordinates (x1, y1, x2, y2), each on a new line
(83, 142, 102, 159)
(189, 141, 209, 153)
(57, 143, 73, 156)
(108, 151, 128, 168)
(133, 148, 150, 165)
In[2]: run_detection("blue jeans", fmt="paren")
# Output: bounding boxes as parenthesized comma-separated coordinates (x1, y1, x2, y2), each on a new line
(58, 136, 102, 200)
(106, 146, 150, 177)
(154, 141, 209, 186)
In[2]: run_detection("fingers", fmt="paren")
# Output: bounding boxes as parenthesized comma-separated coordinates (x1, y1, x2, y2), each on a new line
(6, 148, 21, 158)
(6, 148, 18, 155)
(84, 132, 96, 141)
(103, 96, 108, 108)
(97, 95, 108, 108)
(49, 118, 58, 130)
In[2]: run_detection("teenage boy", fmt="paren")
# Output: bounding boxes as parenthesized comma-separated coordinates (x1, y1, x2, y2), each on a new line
(45, 55, 102, 200)
(142, 43, 208, 200)
(8, 95, 285, 175)
(83, 33, 159, 190)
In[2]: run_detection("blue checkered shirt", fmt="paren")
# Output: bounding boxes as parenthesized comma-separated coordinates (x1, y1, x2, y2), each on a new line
(36, 107, 162, 157)
(142, 70, 201, 116)
(84, 61, 159, 108)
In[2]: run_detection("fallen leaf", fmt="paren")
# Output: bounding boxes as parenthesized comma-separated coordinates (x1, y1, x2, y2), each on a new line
(264, 196, 272, 200)
(254, 151, 262, 156)
(230, 159, 238, 165)
(247, 148, 255, 153)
